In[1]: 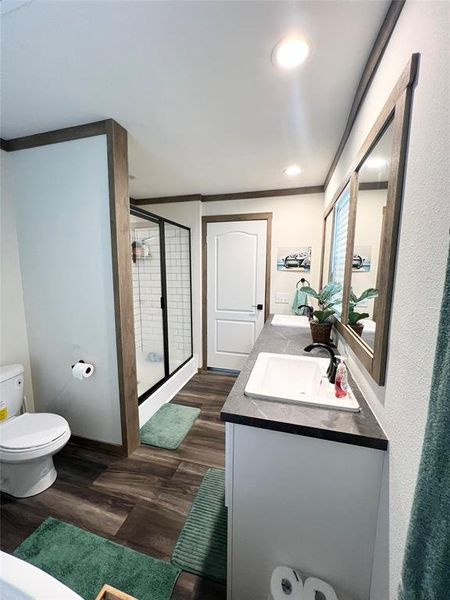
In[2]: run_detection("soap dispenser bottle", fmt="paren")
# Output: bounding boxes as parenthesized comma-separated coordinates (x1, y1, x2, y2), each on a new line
(335, 358, 348, 398)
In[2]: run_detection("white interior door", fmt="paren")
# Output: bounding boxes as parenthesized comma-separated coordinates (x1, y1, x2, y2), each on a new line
(207, 220, 267, 370)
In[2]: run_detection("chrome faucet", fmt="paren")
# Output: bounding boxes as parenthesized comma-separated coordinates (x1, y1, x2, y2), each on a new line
(304, 342, 338, 384)
(298, 304, 314, 320)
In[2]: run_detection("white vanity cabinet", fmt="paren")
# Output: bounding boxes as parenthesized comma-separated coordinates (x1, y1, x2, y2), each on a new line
(225, 422, 385, 600)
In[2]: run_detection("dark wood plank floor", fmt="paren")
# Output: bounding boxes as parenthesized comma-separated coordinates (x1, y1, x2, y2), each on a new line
(0, 371, 236, 600)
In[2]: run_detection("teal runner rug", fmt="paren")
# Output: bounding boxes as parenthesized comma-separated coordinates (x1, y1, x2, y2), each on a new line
(172, 468, 227, 582)
(140, 403, 200, 449)
(14, 517, 180, 600)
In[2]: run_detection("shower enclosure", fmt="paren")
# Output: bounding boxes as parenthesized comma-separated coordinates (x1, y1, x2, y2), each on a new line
(130, 206, 193, 402)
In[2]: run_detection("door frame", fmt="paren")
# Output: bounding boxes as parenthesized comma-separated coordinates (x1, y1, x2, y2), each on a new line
(201, 212, 273, 371)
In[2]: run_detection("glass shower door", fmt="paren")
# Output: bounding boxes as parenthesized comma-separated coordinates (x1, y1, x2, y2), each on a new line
(130, 213, 166, 397)
(164, 222, 192, 374)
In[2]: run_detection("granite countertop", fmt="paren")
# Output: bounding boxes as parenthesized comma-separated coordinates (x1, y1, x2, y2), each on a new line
(220, 316, 388, 451)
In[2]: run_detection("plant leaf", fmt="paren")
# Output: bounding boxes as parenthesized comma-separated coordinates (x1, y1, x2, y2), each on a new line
(354, 288, 379, 304)
(313, 309, 335, 323)
(348, 311, 370, 325)
(320, 282, 342, 302)
(349, 289, 358, 304)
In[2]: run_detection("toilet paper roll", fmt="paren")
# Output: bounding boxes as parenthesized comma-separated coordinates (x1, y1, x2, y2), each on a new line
(72, 361, 94, 380)
(303, 576, 338, 600)
(270, 566, 303, 600)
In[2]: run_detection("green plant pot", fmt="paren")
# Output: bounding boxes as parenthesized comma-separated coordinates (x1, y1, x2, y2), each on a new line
(350, 323, 364, 337)
(309, 321, 333, 344)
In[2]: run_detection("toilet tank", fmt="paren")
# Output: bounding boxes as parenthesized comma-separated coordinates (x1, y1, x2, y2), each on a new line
(0, 364, 24, 421)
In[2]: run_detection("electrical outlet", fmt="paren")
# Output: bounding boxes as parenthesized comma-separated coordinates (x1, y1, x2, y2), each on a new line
(275, 292, 290, 304)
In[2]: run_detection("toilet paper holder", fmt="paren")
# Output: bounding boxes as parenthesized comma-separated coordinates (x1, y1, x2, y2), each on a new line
(71, 360, 94, 377)
(71, 360, 91, 372)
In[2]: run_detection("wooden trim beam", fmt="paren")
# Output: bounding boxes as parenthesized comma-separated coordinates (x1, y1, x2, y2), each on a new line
(202, 185, 323, 202)
(0, 120, 108, 152)
(323, 0, 406, 190)
(359, 181, 389, 191)
(106, 120, 140, 456)
(130, 185, 323, 206)
(131, 194, 202, 206)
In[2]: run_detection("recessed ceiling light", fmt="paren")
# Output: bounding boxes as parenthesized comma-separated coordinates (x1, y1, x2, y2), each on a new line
(284, 164, 302, 177)
(366, 157, 388, 169)
(273, 37, 310, 70)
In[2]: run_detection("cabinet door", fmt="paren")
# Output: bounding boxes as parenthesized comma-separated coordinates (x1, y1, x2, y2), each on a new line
(228, 424, 384, 600)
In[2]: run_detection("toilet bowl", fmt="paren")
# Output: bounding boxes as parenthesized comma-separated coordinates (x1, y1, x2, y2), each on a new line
(0, 365, 71, 498)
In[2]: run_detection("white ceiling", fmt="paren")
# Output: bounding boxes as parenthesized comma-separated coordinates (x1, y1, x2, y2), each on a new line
(1, 0, 389, 198)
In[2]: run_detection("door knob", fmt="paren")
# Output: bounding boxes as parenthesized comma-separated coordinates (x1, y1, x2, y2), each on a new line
(251, 304, 263, 310)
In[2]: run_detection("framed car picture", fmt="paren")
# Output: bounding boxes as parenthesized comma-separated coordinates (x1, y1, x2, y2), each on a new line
(276, 246, 311, 272)
(352, 245, 372, 272)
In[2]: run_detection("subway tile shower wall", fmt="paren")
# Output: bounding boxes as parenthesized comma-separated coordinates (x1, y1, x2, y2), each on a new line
(165, 224, 192, 371)
(132, 227, 164, 357)
(131, 223, 192, 375)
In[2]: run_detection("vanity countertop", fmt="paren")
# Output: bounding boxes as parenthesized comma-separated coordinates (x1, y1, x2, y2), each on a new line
(220, 316, 388, 451)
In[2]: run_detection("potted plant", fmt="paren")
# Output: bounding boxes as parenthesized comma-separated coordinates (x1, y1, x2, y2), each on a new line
(301, 282, 342, 344)
(348, 288, 379, 336)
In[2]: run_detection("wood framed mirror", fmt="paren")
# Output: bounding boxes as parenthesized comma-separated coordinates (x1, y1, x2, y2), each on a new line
(321, 54, 419, 385)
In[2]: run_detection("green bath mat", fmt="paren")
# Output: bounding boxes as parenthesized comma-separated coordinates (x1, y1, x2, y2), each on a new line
(140, 403, 200, 449)
(172, 468, 227, 582)
(14, 517, 180, 600)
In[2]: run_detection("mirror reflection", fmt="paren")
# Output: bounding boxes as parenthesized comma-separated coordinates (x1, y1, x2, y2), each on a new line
(322, 212, 333, 286)
(349, 120, 394, 349)
(330, 186, 351, 316)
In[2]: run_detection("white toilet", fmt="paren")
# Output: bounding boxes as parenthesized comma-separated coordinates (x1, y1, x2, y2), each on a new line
(0, 364, 71, 498)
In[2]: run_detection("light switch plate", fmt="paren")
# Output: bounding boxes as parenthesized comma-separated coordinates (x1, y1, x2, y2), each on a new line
(275, 292, 290, 304)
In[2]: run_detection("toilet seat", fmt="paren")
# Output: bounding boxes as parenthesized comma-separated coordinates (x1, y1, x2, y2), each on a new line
(0, 413, 69, 451)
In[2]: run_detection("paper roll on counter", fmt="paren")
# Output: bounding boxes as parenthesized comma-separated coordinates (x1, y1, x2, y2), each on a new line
(270, 566, 303, 600)
(72, 361, 94, 380)
(303, 576, 339, 600)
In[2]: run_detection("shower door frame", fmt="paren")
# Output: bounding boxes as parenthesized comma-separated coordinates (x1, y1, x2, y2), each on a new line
(130, 205, 194, 404)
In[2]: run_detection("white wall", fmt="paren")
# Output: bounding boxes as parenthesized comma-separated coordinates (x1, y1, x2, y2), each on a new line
(140, 200, 202, 365)
(9, 136, 123, 445)
(203, 194, 324, 313)
(145, 195, 323, 367)
(324, 2, 450, 596)
(0, 150, 34, 409)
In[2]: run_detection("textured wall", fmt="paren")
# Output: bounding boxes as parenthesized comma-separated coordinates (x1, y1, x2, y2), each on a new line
(324, 2, 450, 596)
(9, 136, 122, 445)
(0, 151, 34, 410)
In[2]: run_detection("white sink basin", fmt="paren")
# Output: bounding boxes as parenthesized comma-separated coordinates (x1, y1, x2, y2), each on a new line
(271, 314, 310, 328)
(245, 352, 360, 412)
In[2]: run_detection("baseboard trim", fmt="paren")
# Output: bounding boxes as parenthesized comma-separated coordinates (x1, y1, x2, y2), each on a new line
(69, 435, 125, 456)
